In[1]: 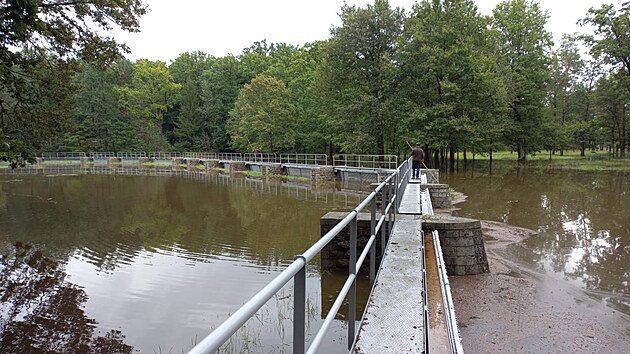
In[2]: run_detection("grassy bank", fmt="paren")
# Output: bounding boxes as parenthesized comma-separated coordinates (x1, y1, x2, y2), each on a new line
(456, 150, 630, 172)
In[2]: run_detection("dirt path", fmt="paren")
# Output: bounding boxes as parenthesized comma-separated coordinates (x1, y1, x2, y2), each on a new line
(449, 220, 630, 353)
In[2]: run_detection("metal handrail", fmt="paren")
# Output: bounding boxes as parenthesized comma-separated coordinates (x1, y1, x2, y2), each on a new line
(333, 154, 398, 170)
(280, 154, 329, 166)
(218, 152, 243, 161)
(40, 152, 85, 160)
(188, 162, 406, 354)
(243, 152, 278, 163)
(88, 152, 116, 158)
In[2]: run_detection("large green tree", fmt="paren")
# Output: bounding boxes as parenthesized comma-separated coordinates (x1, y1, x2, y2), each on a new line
(399, 0, 506, 168)
(229, 75, 296, 152)
(116, 60, 181, 151)
(492, 0, 552, 161)
(580, 2, 630, 156)
(0, 0, 147, 160)
(324, 0, 405, 155)
(169, 51, 214, 150)
(199, 55, 250, 151)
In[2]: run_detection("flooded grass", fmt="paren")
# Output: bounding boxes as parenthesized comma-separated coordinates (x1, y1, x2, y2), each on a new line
(456, 150, 630, 172)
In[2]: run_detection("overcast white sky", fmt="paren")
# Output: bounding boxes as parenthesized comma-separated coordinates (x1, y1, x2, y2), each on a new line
(115, 0, 615, 63)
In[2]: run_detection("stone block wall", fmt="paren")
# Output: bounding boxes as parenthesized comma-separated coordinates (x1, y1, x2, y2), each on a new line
(207, 160, 222, 168)
(229, 162, 247, 173)
(320, 212, 389, 271)
(421, 183, 452, 209)
(263, 163, 283, 176)
(423, 169, 440, 183)
(312, 167, 336, 183)
(422, 215, 489, 275)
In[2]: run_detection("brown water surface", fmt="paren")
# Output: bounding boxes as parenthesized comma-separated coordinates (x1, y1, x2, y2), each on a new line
(0, 169, 367, 353)
(444, 163, 630, 316)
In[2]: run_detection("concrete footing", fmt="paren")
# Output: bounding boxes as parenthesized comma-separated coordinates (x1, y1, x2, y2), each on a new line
(320, 213, 489, 276)
(422, 215, 489, 275)
(263, 163, 283, 176)
(320, 212, 389, 271)
(420, 183, 452, 208)
(229, 162, 247, 173)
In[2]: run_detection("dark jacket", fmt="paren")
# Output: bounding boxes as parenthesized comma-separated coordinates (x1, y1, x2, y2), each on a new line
(411, 146, 424, 162)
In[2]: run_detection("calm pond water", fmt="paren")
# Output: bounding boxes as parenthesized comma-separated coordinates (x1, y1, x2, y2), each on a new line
(443, 162, 630, 316)
(0, 168, 368, 353)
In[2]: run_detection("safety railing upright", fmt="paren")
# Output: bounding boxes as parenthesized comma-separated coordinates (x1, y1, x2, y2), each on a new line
(188, 163, 405, 354)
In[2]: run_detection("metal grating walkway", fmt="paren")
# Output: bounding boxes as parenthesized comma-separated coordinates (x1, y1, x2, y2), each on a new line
(398, 183, 422, 215)
(352, 219, 425, 353)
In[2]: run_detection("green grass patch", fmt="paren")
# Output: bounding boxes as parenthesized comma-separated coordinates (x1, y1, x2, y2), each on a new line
(459, 150, 630, 172)
(242, 170, 263, 177)
(39, 160, 82, 165)
(140, 161, 172, 167)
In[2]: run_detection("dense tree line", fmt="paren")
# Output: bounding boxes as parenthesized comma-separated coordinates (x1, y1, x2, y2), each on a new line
(1, 0, 629, 169)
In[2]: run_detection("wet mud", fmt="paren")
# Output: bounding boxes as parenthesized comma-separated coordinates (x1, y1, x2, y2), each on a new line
(450, 220, 630, 353)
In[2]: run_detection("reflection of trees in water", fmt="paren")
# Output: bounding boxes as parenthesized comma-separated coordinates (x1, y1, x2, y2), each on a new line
(0, 242, 133, 353)
(1, 174, 361, 272)
(448, 166, 630, 303)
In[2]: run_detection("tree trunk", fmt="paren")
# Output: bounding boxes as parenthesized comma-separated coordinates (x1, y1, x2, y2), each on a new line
(449, 147, 455, 173)
(622, 103, 627, 158)
(517, 140, 526, 162)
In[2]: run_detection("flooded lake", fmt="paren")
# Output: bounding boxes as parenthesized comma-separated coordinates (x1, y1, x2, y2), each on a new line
(0, 169, 367, 353)
(444, 163, 630, 316)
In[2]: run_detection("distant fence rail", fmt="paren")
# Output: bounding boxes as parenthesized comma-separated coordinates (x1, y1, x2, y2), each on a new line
(88, 152, 116, 159)
(148, 152, 182, 159)
(243, 153, 277, 163)
(40, 152, 84, 160)
(116, 152, 146, 159)
(31, 152, 398, 169)
(280, 154, 328, 166)
(333, 154, 398, 170)
(183, 152, 218, 159)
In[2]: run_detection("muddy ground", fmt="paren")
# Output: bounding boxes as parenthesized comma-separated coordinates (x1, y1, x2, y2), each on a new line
(449, 219, 630, 353)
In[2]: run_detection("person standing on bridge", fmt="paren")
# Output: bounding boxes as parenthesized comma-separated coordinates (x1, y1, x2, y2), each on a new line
(411, 143, 424, 179)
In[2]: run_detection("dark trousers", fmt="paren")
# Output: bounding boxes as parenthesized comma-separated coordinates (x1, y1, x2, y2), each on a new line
(412, 160, 421, 179)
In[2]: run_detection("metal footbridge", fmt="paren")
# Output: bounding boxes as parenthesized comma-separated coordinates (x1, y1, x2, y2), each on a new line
(185, 159, 462, 353)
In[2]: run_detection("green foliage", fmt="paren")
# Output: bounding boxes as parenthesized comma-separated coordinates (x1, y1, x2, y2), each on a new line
(199, 55, 249, 151)
(492, 0, 552, 160)
(170, 52, 214, 150)
(399, 0, 506, 157)
(0, 0, 147, 159)
(1, 0, 628, 166)
(323, 0, 405, 154)
(229, 75, 296, 152)
(116, 60, 181, 150)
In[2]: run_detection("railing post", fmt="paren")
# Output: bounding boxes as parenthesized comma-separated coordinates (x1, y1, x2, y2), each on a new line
(387, 178, 393, 238)
(381, 181, 387, 257)
(349, 213, 357, 351)
(370, 197, 376, 286)
(293, 256, 306, 354)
